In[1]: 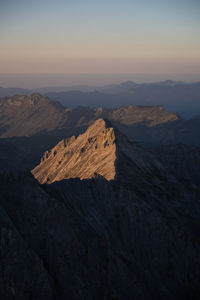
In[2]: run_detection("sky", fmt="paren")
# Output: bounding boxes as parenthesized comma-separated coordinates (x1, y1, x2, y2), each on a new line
(0, 0, 200, 85)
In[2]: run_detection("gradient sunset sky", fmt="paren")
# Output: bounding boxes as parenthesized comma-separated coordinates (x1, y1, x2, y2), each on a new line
(0, 0, 200, 79)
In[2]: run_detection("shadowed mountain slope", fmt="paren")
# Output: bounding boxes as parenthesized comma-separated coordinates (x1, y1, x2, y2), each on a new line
(154, 144, 200, 185)
(0, 199, 54, 299)
(0, 173, 108, 300)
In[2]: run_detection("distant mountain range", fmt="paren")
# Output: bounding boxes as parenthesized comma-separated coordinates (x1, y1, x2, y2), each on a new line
(0, 80, 200, 118)
(0, 93, 180, 138)
(0, 93, 199, 147)
(0, 93, 199, 172)
(0, 93, 199, 143)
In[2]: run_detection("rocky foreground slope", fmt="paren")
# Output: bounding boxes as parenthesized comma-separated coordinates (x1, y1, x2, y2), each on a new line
(1, 114, 200, 300)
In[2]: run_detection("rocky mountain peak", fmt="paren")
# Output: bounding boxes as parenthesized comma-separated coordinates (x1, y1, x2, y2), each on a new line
(32, 118, 119, 183)
(32, 118, 164, 185)
(85, 118, 114, 136)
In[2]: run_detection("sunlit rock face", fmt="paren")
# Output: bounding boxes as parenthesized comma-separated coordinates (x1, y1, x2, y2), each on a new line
(32, 118, 165, 185)
(32, 119, 117, 183)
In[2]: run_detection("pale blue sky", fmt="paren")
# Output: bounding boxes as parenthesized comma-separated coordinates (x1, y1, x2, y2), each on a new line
(0, 0, 200, 75)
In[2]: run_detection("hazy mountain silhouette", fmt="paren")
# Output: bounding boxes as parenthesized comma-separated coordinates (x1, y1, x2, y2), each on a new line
(0, 86, 30, 97)
(45, 81, 200, 118)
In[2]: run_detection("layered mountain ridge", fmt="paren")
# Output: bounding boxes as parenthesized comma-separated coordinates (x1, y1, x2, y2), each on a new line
(1, 80, 199, 118)
(2, 93, 200, 149)
(0, 93, 180, 138)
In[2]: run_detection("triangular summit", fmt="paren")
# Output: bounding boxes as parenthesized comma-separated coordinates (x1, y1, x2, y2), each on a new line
(32, 118, 163, 185)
